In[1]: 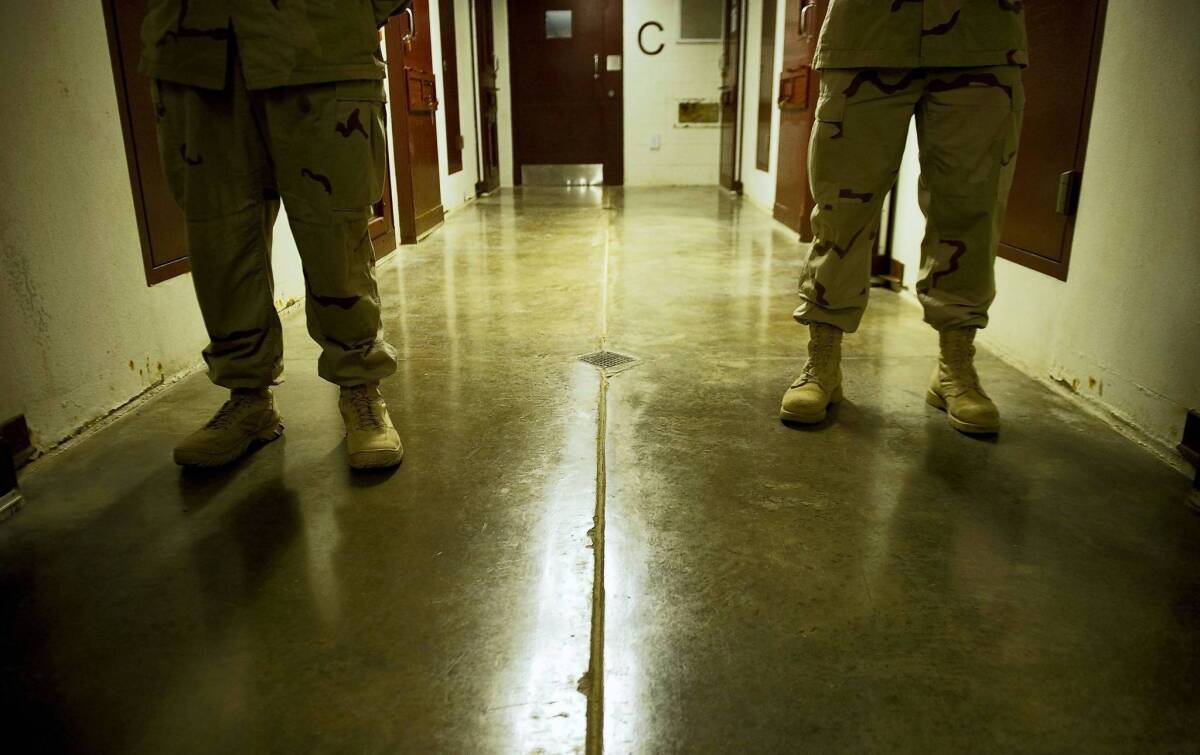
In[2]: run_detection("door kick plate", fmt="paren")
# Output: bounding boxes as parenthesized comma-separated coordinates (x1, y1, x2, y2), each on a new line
(522, 164, 604, 186)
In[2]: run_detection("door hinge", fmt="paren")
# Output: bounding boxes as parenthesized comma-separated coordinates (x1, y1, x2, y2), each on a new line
(1056, 170, 1082, 216)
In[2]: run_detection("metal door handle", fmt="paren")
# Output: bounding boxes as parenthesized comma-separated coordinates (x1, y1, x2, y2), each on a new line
(594, 54, 601, 80)
(800, 2, 813, 35)
(402, 7, 416, 44)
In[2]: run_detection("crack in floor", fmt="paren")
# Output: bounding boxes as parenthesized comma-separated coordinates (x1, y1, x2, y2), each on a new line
(585, 194, 614, 754)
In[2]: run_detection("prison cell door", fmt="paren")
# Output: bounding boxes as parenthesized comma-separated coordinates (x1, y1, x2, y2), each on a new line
(772, 0, 824, 241)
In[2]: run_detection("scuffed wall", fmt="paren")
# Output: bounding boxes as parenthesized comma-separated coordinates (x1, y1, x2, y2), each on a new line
(889, 0, 1200, 468)
(0, 1, 309, 451)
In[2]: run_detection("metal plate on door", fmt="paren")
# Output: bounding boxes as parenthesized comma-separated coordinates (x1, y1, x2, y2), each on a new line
(521, 164, 604, 186)
(406, 70, 438, 113)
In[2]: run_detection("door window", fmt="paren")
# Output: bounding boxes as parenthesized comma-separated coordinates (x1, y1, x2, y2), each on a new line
(546, 11, 573, 39)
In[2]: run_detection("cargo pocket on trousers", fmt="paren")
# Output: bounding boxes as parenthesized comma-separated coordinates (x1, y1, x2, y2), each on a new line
(1000, 75, 1025, 175)
(150, 80, 190, 212)
(331, 80, 388, 213)
(809, 89, 848, 209)
(814, 91, 846, 137)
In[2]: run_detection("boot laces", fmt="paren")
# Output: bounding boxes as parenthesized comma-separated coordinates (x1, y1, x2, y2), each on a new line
(800, 329, 837, 385)
(206, 394, 256, 430)
(944, 337, 984, 394)
(349, 388, 385, 431)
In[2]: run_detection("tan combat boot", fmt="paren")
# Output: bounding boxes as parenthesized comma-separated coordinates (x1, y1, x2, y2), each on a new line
(780, 323, 844, 424)
(339, 384, 404, 469)
(927, 328, 1000, 435)
(174, 388, 283, 467)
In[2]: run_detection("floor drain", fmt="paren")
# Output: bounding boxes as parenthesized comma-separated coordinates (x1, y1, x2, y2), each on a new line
(578, 350, 639, 372)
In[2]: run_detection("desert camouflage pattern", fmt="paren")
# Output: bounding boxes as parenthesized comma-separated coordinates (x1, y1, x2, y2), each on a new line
(140, 0, 412, 90)
(152, 55, 397, 388)
(794, 65, 1024, 332)
(815, 0, 1028, 70)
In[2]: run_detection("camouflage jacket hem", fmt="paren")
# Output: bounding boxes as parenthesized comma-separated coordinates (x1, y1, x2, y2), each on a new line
(140, 60, 387, 91)
(815, 48, 1028, 70)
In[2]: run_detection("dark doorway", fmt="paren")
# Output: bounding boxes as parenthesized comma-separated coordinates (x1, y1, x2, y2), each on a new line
(772, 0, 824, 240)
(474, 0, 501, 195)
(718, 0, 745, 192)
(439, 0, 465, 175)
(755, 0, 778, 172)
(998, 0, 1106, 281)
(386, 1, 446, 243)
(507, 0, 623, 185)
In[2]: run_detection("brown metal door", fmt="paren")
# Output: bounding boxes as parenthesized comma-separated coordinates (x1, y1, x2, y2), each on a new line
(772, 0, 823, 240)
(386, 2, 445, 243)
(718, 0, 743, 192)
(998, 0, 1105, 280)
(475, 0, 501, 194)
(507, 0, 623, 185)
(103, 0, 190, 284)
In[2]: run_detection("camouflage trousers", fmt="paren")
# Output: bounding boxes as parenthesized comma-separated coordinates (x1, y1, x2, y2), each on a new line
(152, 59, 396, 388)
(795, 66, 1024, 333)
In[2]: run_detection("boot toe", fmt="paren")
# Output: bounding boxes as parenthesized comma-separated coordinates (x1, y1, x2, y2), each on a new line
(947, 399, 1000, 434)
(780, 383, 837, 424)
(347, 430, 404, 469)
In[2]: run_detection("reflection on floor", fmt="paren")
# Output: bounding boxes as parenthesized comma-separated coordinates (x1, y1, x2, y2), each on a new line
(2, 188, 1197, 753)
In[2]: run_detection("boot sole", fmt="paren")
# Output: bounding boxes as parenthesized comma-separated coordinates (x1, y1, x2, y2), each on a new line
(174, 421, 285, 468)
(925, 390, 999, 436)
(780, 385, 843, 424)
(348, 447, 404, 470)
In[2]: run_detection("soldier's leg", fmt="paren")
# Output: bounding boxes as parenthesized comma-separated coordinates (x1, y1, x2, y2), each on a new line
(795, 68, 924, 333)
(261, 80, 397, 387)
(152, 73, 284, 388)
(914, 66, 1024, 331)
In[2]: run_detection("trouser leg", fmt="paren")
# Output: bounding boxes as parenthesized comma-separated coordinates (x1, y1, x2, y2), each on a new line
(914, 67, 1024, 331)
(151, 68, 283, 388)
(795, 69, 921, 333)
(260, 80, 397, 386)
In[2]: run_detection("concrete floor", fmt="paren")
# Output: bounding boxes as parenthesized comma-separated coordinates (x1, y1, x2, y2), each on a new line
(2, 188, 1198, 753)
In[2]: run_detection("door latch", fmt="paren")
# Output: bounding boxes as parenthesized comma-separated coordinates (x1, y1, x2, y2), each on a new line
(1056, 170, 1082, 216)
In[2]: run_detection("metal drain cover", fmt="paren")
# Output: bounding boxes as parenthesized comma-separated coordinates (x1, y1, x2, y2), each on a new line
(578, 350, 639, 372)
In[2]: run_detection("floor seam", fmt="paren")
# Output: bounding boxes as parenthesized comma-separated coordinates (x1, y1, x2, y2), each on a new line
(585, 372, 608, 755)
(584, 195, 613, 754)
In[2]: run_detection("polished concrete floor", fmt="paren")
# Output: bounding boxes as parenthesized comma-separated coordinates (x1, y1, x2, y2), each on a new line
(3, 188, 1198, 753)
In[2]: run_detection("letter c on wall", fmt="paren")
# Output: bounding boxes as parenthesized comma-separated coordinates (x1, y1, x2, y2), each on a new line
(638, 21, 664, 56)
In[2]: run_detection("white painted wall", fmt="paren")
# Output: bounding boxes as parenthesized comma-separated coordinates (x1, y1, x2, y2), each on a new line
(623, 0, 724, 186)
(890, 0, 1200, 465)
(738, 0, 787, 213)
(489, 0, 724, 187)
(0, 1, 309, 451)
(486, 0, 515, 188)
(429, 0, 483, 211)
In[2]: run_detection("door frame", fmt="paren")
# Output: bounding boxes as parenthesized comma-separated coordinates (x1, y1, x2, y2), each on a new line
(719, 0, 749, 193)
(471, 0, 501, 195)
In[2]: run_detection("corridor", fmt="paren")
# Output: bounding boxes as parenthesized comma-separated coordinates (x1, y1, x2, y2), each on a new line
(2, 189, 1197, 752)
